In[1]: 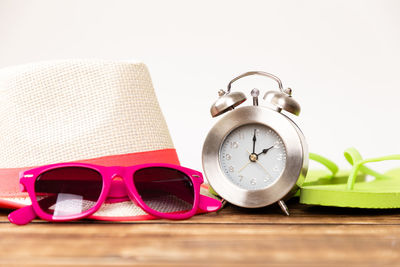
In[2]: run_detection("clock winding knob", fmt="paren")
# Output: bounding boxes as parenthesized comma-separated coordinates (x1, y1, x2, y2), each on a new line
(251, 88, 259, 106)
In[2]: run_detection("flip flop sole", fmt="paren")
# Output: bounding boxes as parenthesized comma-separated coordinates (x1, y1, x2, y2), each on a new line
(300, 168, 400, 209)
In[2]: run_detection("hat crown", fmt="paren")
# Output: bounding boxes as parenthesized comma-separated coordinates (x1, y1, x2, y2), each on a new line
(0, 59, 174, 168)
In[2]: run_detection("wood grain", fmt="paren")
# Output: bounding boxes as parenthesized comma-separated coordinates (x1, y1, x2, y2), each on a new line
(1, 199, 400, 266)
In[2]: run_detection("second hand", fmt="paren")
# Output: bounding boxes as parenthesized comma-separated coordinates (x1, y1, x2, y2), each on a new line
(246, 150, 273, 179)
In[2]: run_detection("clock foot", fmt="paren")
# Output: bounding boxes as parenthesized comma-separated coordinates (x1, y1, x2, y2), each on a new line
(278, 200, 290, 216)
(220, 199, 229, 210)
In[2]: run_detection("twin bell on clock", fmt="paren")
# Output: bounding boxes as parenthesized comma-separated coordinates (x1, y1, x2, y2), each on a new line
(202, 71, 308, 215)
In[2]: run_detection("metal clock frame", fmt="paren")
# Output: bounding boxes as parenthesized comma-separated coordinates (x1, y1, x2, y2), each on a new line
(202, 105, 308, 208)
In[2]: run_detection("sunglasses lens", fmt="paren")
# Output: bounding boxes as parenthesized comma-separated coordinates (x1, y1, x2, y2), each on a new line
(133, 167, 195, 214)
(35, 167, 103, 217)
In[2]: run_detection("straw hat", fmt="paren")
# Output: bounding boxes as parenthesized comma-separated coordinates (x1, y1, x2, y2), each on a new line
(0, 59, 213, 220)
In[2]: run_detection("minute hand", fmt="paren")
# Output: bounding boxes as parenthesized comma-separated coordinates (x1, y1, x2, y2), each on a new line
(257, 146, 274, 156)
(252, 129, 256, 154)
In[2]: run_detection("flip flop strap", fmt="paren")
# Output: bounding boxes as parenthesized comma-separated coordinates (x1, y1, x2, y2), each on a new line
(344, 147, 387, 181)
(346, 148, 400, 190)
(309, 153, 339, 177)
(309, 149, 392, 188)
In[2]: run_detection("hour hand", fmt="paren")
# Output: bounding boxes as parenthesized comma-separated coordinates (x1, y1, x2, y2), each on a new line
(257, 146, 274, 156)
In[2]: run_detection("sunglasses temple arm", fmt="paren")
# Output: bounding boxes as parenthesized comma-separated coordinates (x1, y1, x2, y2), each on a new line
(198, 195, 222, 212)
(8, 205, 37, 225)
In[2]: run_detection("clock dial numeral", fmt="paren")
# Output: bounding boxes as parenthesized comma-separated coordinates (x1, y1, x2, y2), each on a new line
(229, 166, 234, 172)
(277, 153, 283, 161)
(230, 141, 239, 149)
(238, 132, 244, 140)
(226, 154, 231, 160)
(274, 141, 281, 149)
(239, 175, 244, 182)
(250, 178, 256, 185)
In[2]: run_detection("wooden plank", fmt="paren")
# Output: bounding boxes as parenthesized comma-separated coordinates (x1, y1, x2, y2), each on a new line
(0, 223, 400, 266)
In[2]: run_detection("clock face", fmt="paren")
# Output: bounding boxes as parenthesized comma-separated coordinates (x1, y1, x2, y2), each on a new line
(219, 123, 287, 190)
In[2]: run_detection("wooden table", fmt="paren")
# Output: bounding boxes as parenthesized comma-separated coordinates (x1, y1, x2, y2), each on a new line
(1, 199, 400, 266)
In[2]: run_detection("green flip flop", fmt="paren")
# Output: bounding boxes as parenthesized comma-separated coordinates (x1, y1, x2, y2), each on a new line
(300, 148, 400, 209)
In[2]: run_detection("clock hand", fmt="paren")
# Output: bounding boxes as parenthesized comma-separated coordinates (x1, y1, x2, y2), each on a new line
(240, 148, 261, 173)
(257, 146, 274, 156)
(252, 129, 256, 154)
(255, 161, 273, 179)
(246, 149, 258, 162)
(238, 161, 251, 173)
(246, 149, 273, 177)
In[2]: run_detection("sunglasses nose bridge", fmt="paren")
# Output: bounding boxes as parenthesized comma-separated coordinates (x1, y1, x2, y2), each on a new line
(108, 166, 126, 179)
(107, 167, 130, 198)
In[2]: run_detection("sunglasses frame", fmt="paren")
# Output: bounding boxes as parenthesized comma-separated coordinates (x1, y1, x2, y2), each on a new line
(17, 162, 203, 222)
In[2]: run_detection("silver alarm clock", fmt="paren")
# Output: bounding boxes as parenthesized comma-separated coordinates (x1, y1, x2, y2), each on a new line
(202, 71, 308, 215)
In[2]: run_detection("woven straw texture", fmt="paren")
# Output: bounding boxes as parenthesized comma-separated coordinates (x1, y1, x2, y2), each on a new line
(0, 59, 174, 168)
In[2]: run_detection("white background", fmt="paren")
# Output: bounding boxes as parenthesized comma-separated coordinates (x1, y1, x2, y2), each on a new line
(1, 0, 399, 172)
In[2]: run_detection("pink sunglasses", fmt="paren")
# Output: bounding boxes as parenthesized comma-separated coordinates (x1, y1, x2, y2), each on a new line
(8, 162, 221, 225)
